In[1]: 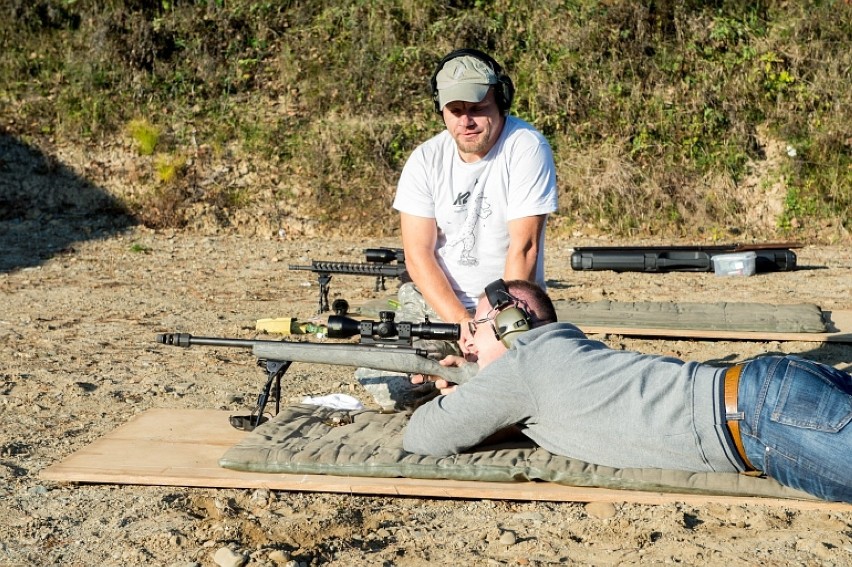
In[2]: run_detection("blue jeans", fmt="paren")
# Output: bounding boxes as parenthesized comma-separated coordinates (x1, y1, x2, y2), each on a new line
(737, 356, 852, 503)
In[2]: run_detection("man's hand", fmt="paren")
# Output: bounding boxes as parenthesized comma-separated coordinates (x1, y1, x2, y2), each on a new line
(457, 316, 474, 355)
(409, 355, 472, 394)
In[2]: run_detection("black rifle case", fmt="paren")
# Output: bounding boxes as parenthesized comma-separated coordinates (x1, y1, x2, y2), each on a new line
(570, 246, 797, 273)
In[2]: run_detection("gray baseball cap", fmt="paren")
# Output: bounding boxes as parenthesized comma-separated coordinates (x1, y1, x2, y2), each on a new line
(435, 55, 498, 110)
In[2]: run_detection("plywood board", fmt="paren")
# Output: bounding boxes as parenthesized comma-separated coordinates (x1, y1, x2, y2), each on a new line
(570, 310, 852, 343)
(40, 409, 851, 511)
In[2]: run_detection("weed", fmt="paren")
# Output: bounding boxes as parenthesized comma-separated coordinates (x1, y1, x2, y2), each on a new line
(154, 153, 187, 184)
(129, 243, 151, 254)
(222, 187, 252, 209)
(128, 120, 161, 156)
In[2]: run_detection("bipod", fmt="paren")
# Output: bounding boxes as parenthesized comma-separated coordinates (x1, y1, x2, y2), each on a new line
(316, 273, 332, 313)
(228, 359, 293, 431)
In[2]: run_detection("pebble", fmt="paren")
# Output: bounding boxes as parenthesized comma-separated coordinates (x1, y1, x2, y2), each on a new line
(796, 538, 839, 560)
(28, 485, 48, 496)
(267, 549, 291, 564)
(213, 546, 248, 567)
(513, 511, 545, 522)
(251, 488, 270, 506)
(171, 382, 194, 395)
(585, 501, 617, 519)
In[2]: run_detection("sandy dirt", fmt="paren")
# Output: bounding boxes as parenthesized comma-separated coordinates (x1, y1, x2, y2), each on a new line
(1, 219, 851, 566)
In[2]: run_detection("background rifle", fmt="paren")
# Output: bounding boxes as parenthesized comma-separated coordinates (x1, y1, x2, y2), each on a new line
(157, 311, 474, 431)
(570, 242, 800, 273)
(289, 247, 408, 313)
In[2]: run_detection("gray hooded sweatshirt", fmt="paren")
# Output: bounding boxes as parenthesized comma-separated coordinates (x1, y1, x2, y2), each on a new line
(403, 322, 742, 472)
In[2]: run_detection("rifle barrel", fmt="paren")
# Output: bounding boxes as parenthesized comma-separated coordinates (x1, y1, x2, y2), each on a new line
(157, 333, 259, 348)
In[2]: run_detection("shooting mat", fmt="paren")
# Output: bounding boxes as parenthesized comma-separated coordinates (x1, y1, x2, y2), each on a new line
(219, 404, 817, 502)
(359, 299, 852, 342)
(551, 301, 827, 333)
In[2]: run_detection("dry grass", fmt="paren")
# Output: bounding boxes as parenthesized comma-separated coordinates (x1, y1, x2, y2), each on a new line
(1, 0, 849, 241)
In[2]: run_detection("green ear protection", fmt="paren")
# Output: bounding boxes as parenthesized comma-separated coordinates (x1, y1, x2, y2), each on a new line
(484, 279, 531, 348)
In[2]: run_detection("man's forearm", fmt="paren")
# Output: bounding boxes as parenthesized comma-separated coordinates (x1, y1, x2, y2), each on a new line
(400, 213, 472, 324)
(405, 254, 471, 324)
(403, 397, 487, 456)
(403, 364, 525, 456)
(504, 214, 546, 281)
(504, 245, 538, 281)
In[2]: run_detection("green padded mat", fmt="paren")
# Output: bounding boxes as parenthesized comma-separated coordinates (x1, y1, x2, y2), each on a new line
(552, 301, 827, 333)
(220, 404, 817, 501)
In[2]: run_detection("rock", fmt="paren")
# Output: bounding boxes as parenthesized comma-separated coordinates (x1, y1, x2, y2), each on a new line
(513, 511, 545, 522)
(213, 546, 248, 567)
(268, 549, 291, 564)
(251, 488, 270, 506)
(354, 369, 424, 411)
(585, 501, 617, 519)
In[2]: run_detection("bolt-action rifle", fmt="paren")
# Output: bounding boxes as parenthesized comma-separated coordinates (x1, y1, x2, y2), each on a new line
(156, 311, 474, 431)
(289, 247, 408, 313)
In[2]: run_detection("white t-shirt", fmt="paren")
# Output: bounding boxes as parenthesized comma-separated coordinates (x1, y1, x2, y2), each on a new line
(393, 116, 558, 308)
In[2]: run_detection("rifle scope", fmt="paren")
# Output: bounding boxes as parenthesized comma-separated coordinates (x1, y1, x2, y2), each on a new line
(364, 247, 405, 264)
(327, 311, 459, 342)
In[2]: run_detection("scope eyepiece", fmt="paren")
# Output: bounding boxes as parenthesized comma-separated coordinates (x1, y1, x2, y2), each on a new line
(410, 320, 460, 341)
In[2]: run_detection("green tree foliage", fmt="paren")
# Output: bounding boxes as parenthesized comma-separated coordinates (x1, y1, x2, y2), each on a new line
(1, 0, 849, 238)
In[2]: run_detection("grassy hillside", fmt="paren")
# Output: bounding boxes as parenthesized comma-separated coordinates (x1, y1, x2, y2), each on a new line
(1, 0, 849, 241)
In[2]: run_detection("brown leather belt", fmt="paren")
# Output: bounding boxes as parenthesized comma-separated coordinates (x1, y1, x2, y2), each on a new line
(724, 364, 760, 474)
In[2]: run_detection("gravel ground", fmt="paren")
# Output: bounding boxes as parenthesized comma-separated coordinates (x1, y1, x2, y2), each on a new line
(1, 222, 851, 566)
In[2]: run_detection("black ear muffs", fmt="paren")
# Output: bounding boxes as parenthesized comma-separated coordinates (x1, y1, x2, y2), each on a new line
(430, 48, 515, 115)
(484, 278, 512, 310)
(484, 279, 531, 347)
